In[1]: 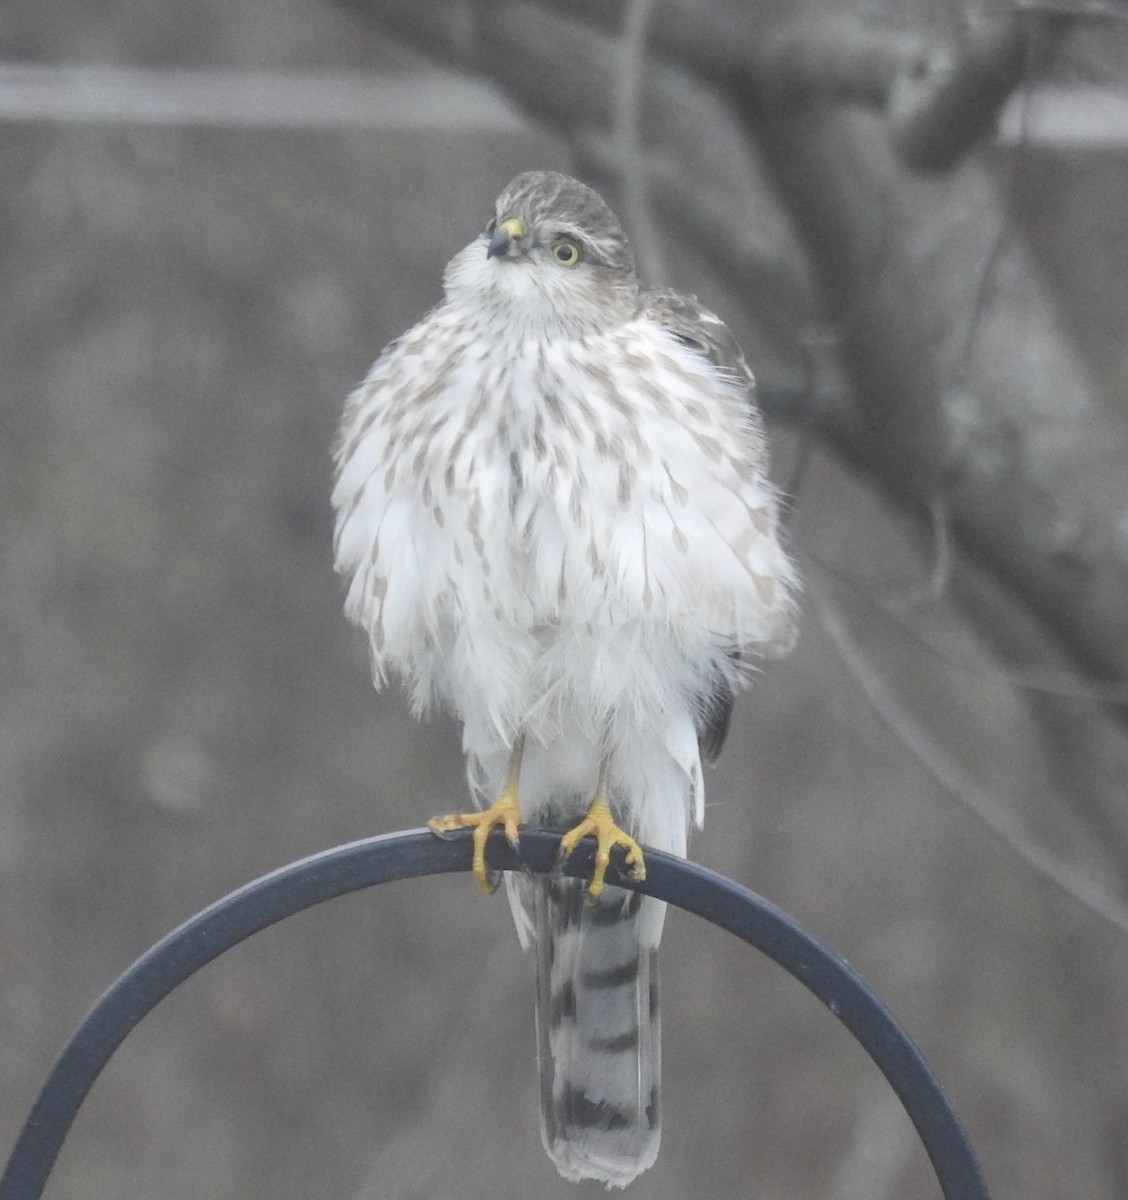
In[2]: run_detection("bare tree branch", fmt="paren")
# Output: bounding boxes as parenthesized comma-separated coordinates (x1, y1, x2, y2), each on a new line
(888, 9, 1069, 170)
(735, 13, 1128, 686)
(813, 568, 1128, 938)
(611, 0, 666, 282)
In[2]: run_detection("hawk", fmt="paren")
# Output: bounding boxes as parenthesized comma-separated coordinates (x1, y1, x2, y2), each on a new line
(332, 171, 798, 1186)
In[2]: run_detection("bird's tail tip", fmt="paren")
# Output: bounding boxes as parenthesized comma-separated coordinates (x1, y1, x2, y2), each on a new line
(543, 1124, 660, 1188)
(531, 874, 664, 1188)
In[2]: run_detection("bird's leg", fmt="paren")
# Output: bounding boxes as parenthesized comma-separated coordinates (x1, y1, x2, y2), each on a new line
(428, 736, 524, 894)
(557, 757, 646, 902)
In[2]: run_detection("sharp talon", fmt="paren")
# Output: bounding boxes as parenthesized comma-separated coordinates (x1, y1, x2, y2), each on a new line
(428, 791, 522, 893)
(558, 798, 645, 900)
(426, 818, 460, 842)
(620, 847, 646, 883)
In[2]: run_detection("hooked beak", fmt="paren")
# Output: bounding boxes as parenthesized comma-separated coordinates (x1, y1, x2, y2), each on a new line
(487, 217, 525, 259)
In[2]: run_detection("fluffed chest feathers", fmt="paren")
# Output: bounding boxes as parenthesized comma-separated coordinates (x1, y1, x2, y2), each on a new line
(390, 327, 721, 622)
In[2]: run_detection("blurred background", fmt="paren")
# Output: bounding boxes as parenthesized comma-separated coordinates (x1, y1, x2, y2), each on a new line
(2, 1, 1128, 1197)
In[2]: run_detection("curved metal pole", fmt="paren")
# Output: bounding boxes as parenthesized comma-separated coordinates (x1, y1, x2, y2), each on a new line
(0, 829, 990, 1200)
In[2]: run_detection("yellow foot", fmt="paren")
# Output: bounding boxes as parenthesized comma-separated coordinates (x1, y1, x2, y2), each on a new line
(558, 796, 646, 901)
(428, 790, 521, 895)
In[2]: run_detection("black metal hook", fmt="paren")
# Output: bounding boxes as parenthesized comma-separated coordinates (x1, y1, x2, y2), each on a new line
(0, 828, 990, 1200)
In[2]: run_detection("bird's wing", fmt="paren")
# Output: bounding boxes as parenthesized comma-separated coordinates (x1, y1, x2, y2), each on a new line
(639, 286, 771, 762)
(641, 285, 759, 401)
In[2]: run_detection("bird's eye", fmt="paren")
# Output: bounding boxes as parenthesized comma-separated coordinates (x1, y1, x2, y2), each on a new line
(550, 237, 582, 267)
(485, 217, 497, 234)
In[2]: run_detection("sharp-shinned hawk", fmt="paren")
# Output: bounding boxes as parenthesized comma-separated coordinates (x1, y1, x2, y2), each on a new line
(332, 170, 799, 1187)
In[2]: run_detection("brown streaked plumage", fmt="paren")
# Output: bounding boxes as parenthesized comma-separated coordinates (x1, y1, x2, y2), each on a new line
(332, 170, 799, 1186)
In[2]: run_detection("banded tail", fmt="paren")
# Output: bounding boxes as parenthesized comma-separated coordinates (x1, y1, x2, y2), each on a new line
(531, 874, 663, 1187)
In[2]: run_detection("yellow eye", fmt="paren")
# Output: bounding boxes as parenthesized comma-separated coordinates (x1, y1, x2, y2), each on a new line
(550, 237, 582, 267)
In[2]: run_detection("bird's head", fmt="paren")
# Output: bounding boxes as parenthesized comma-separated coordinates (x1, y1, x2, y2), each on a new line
(444, 171, 640, 337)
